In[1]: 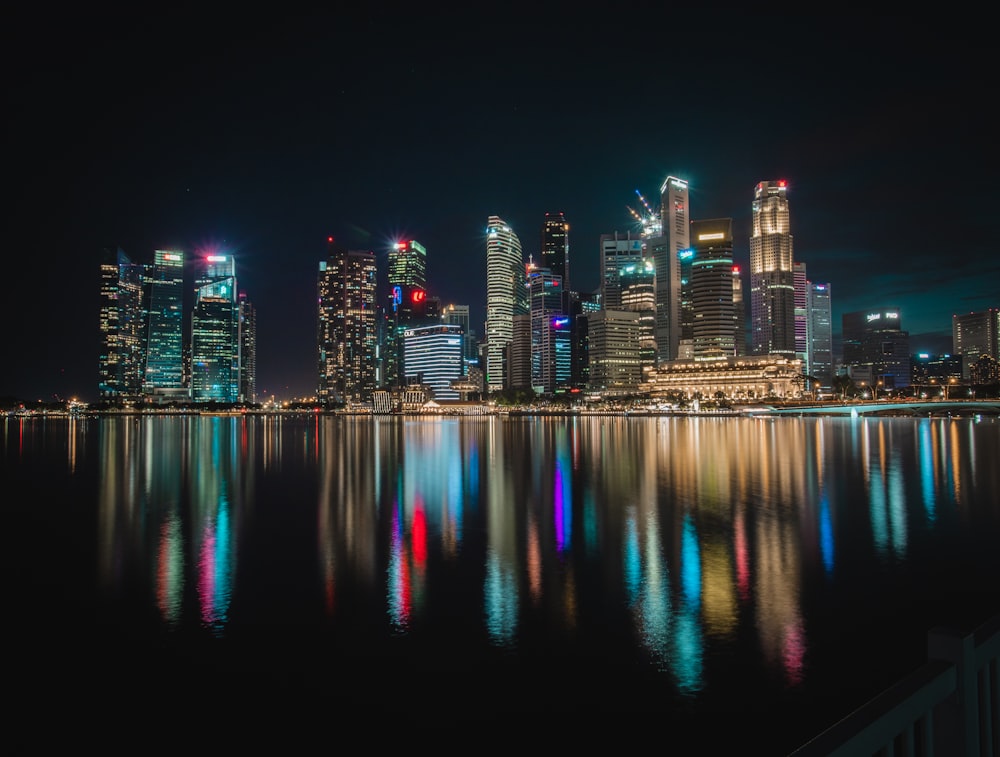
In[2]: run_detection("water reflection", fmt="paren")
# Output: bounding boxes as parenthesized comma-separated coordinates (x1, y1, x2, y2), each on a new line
(23, 412, 984, 709)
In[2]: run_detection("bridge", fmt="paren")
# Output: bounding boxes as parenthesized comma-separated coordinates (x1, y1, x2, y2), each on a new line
(746, 400, 1000, 417)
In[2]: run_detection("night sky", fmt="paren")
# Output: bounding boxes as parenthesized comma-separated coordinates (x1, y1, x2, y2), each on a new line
(7, 9, 998, 403)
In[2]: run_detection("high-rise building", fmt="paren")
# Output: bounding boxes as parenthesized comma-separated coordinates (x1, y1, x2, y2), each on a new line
(750, 180, 795, 357)
(191, 254, 239, 403)
(384, 240, 429, 388)
(388, 239, 427, 291)
(953, 308, 999, 379)
(586, 309, 644, 393)
(541, 212, 570, 311)
(99, 247, 147, 401)
(317, 237, 378, 406)
(528, 267, 570, 395)
(238, 291, 257, 404)
(690, 218, 736, 359)
(793, 261, 809, 368)
(806, 282, 833, 392)
(403, 324, 464, 400)
(599, 231, 644, 311)
(144, 249, 186, 401)
(620, 259, 656, 373)
(678, 245, 695, 359)
(732, 265, 746, 356)
(442, 303, 476, 373)
(485, 215, 524, 394)
(569, 290, 601, 390)
(842, 308, 910, 390)
(652, 175, 688, 363)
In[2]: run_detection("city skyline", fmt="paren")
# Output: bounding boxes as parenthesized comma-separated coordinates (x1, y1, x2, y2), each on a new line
(7, 10, 997, 403)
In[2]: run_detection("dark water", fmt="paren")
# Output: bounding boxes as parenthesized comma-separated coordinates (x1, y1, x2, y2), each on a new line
(6, 413, 1000, 752)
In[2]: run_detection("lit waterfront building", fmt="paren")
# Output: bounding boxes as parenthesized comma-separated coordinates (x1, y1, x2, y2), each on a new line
(750, 180, 795, 357)
(541, 212, 570, 309)
(620, 259, 656, 373)
(690, 218, 736, 359)
(793, 261, 809, 368)
(529, 266, 570, 394)
(807, 282, 833, 392)
(641, 354, 804, 402)
(403, 324, 464, 400)
(652, 175, 689, 363)
(99, 246, 147, 401)
(842, 308, 910, 390)
(384, 239, 429, 388)
(599, 231, 644, 310)
(144, 249, 187, 401)
(953, 308, 999, 379)
(238, 291, 256, 404)
(191, 253, 239, 403)
(317, 237, 378, 406)
(732, 265, 746, 355)
(485, 215, 524, 393)
(586, 309, 644, 394)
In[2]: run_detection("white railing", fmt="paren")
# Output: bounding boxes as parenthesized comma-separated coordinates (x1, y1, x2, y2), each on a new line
(789, 614, 1000, 756)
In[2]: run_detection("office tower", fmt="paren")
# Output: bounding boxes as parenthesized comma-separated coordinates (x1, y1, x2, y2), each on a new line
(793, 261, 809, 369)
(678, 246, 695, 359)
(690, 218, 736, 359)
(570, 290, 601, 390)
(652, 175, 688, 363)
(485, 215, 524, 393)
(509, 313, 532, 391)
(620, 259, 656, 372)
(144, 249, 186, 400)
(807, 282, 833, 391)
(442, 303, 476, 373)
(191, 254, 239, 403)
(384, 240, 429, 388)
(953, 308, 999, 379)
(99, 247, 147, 401)
(732, 265, 746, 356)
(528, 267, 570, 395)
(750, 180, 795, 357)
(238, 291, 257, 404)
(541, 212, 570, 310)
(388, 239, 427, 291)
(403, 324, 464, 400)
(586, 309, 644, 392)
(842, 308, 910, 390)
(599, 231, 644, 310)
(317, 237, 378, 406)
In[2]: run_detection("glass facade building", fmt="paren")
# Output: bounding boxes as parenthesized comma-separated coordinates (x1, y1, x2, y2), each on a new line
(144, 249, 186, 399)
(750, 180, 795, 357)
(485, 215, 524, 393)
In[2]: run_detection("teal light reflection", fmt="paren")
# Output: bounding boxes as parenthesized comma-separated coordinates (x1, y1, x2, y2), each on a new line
(919, 419, 936, 522)
(484, 548, 517, 648)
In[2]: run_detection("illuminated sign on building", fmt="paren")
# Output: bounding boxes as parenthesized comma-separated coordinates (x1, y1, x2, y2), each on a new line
(679, 249, 695, 260)
(412, 289, 426, 304)
(697, 233, 725, 241)
(207, 255, 227, 262)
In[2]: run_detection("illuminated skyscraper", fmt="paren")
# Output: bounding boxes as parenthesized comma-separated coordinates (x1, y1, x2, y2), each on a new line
(750, 180, 795, 357)
(806, 282, 833, 391)
(384, 239, 429, 388)
(388, 239, 427, 291)
(793, 261, 809, 370)
(529, 267, 570, 394)
(485, 215, 524, 393)
(541, 212, 570, 309)
(652, 175, 688, 363)
(842, 308, 910, 390)
(953, 308, 999, 379)
(238, 291, 257, 403)
(690, 218, 736, 359)
(99, 247, 147, 401)
(144, 249, 186, 401)
(403, 324, 464, 400)
(191, 254, 239, 403)
(599, 231, 644, 310)
(732, 265, 746, 356)
(620, 259, 656, 372)
(317, 237, 378, 405)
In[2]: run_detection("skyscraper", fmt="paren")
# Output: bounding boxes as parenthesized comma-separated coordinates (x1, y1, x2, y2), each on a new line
(806, 282, 833, 391)
(99, 247, 146, 401)
(953, 308, 999, 379)
(842, 308, 910, 390)
(599, 231, 644, 310)
(690, 218, 736, 359)
(238, 291, 257, 404)
(384, 239, 429, 388)
(529, 266, 569, 394)
(732, 265, 746, 356)
(652, 175, 688, 363)
(485, 215, 524, 394)
(403, 324, 464, 400)
(317, 237, 378, 406)
(750, 180, 795, 357)
(144, 249, 186, 401)
(619, 259, 656, 372)
(541, 212, 570, 310)
(793, 261, 809, 369)
(191, 254, 239, 403)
